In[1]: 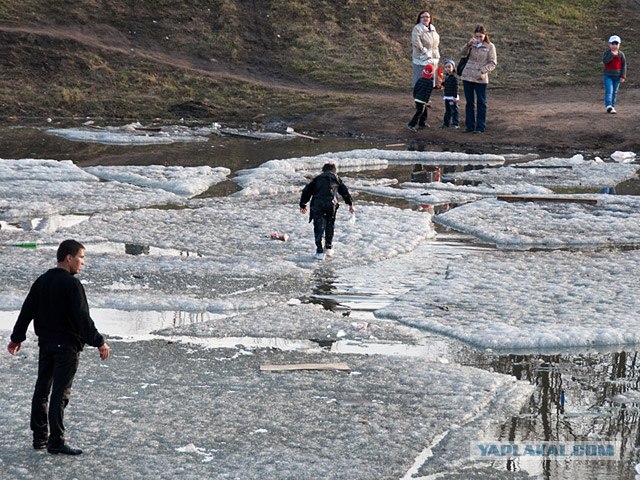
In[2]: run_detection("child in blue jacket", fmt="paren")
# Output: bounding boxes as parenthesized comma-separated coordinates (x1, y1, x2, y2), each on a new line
(440, 59, 459, 128)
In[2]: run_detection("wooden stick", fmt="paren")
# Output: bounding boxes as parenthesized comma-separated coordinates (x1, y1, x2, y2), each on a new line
(287, 130, 320, 142)
(260, 363, 351, 372)
(497, 195, 598, 204)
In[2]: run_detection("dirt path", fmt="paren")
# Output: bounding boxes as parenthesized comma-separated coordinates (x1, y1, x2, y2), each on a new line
(307, 85, 640, 157)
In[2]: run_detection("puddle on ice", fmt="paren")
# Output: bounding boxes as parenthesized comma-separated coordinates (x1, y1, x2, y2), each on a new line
(90, 242, 196, 257)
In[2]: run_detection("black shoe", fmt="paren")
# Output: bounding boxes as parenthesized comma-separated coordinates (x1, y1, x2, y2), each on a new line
(33, 441, 47, 450)
(48, 444, 83, 455)
(418, 123, 429, 129)
(473, 130, 484, 134)
(464, 128, 474, 133)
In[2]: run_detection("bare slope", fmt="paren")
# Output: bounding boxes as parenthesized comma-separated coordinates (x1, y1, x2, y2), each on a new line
(0, 0, 637, 135)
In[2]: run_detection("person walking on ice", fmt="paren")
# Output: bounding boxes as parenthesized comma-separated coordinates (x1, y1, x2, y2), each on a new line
(300, 163, 355, 260)
(7, 239, 110, 455)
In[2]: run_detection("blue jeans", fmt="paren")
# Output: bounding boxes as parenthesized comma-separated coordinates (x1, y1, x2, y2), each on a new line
(463, 81, 487, 132)
(603, 75, 620, 108)
(443, 101, 459, 127)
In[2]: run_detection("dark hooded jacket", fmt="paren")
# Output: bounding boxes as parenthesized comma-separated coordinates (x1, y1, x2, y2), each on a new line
(300, 171, 353, 220)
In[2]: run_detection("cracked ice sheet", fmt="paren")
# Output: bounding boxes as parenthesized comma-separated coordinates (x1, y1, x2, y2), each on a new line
(0, 341, 533, 480)
(0, 179, 184, 223)
(84, 165, 231, 197)
(60, 197, 434, 266)
(0, 242, 310, 314)
(450, 154, 640, 189)
(232, 149, 505, 197)
(0, 198, 433, 312)
(376, 249, 640, 351)
(434, 194, 640, 249)
(156, 302, 420, 344)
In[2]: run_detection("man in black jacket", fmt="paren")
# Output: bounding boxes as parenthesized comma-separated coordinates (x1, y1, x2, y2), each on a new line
(300, 163, 355, 260)
(7, 239, 110, 455)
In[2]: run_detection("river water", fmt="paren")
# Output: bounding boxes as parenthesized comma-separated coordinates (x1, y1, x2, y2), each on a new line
(1, 124, 639, 479)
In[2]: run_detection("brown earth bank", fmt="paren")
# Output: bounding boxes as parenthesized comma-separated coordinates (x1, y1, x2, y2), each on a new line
(301, 84, 640, 158)
(1, 0, 639, 159)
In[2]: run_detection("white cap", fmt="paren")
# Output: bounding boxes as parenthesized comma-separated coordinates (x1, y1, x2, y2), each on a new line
(609, 35, 621, 44)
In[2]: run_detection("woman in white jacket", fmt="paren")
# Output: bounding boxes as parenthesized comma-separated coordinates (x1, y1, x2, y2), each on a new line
(411, 10, 440, 86)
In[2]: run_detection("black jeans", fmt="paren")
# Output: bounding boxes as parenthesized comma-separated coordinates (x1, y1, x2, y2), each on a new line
(408, 101, 429, 128)
(311, 205, 337, 253)
(31, 343, 80, 447)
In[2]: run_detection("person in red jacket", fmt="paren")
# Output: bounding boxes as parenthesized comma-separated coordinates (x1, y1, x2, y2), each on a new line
(603, 35, 627, 114)
(407, 63, 435, 132)
(7, 239, 110, 455)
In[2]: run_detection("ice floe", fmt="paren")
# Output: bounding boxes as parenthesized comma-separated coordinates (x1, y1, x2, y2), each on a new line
(47, 123, 212, 145)
(434, 194, 640, 249)
(0, 179, 184, 223)
(450, 154, 640, 189)
(85, 165, 231, 197)
(232, 149, 506, 197)
(353, 181, 553, 206)
(375, 249, 640, 351)
(0, 158, 98, 182)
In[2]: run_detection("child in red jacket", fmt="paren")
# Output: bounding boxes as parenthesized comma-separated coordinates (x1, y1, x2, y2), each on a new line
(603, 35, 627, 114)
(407, 64, 434, 132)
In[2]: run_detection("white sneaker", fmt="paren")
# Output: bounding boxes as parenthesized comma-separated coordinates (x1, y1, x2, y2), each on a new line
(325, 248, 334, 257)
(610, 107, 617, 114)
(606, 105, 613, 113)
(313, 252, 324, 260)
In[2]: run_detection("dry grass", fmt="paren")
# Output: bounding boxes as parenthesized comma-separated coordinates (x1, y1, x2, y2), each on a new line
(0, 0, 636, 120)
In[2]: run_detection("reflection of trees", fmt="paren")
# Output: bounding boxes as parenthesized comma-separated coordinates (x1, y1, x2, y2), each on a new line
(172, 311, 206, 327)
(484, 351, 640, 478)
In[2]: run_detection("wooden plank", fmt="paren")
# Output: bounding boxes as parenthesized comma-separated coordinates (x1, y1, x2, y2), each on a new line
(511, 165, 573, 169)
(497, 195, 598, 205)
(285, 127, 320, 142)
(260, 362, 351, 372)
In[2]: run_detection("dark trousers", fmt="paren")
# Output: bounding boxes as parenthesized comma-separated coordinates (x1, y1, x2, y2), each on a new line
(311, 205, 337, 253)
(31, 343, 80, 447)
(463, 80, 488, 132)
(408, 102, 429, 128)
(443, 100, 459, 127)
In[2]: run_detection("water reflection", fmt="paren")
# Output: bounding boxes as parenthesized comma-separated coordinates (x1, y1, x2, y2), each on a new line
(455, 348, 640, 478)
